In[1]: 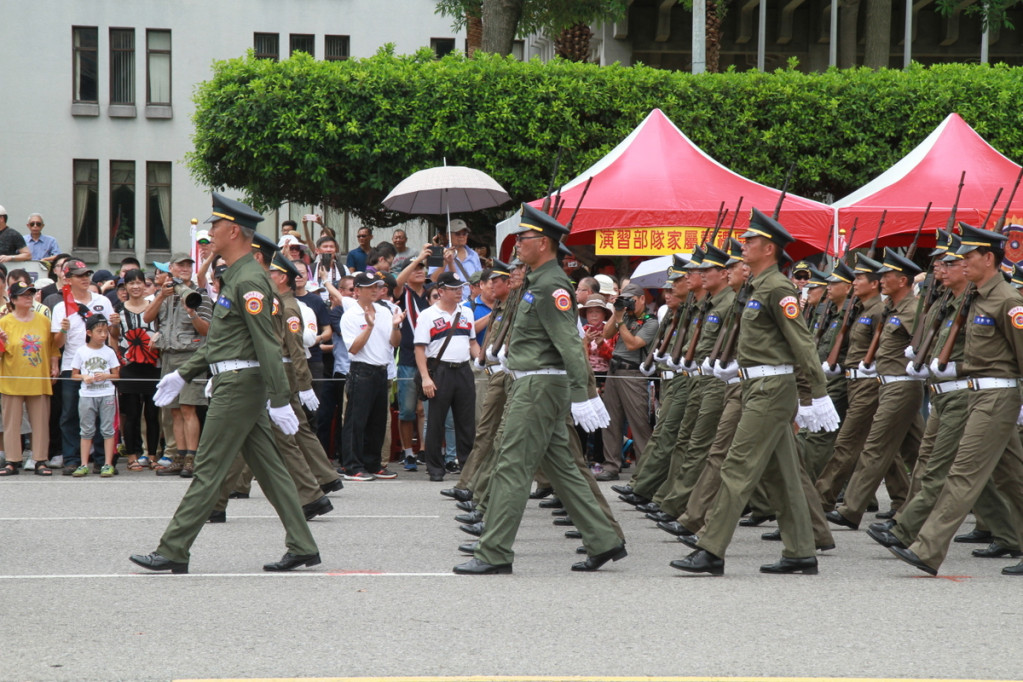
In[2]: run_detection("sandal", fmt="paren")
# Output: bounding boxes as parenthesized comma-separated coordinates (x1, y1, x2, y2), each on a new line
(0, 462, 21, 477)
(137, 455, 151, 469)
(127, 456, 145, 472)
(34, 461, 52, 476)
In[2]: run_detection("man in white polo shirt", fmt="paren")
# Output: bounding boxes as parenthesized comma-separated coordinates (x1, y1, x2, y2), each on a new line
(415, 272, 479, 482)
(339, 271, 403, 481)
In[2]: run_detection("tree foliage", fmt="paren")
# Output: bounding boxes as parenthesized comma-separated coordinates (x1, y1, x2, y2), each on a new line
(435, 0, 629, 37)
(188, 50, 1023, 226)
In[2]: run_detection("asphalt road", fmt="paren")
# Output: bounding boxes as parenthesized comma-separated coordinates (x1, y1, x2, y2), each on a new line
(1, 466, 1020, 682)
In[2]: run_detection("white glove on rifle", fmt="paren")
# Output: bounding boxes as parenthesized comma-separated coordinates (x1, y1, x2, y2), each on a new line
(701, 357, 714, 375)
(639, 361, 657, 377)
(678, 358, 699, 374)
(473, 355, 486, 372)
(856, 361, 877, 378)
(652, 350, 667, 363)
(904, 345, 919, 360)
(299, 388, 320, 411)
(822, 361, 843, 379)
(929, 358, 958, 380)
(1017, 405, 1023, 427)
(905, 360, 930, 380)
(713, 359, 739, 382)
(267, 400, 300, 435)
(153, 370, 186, 407)
(485, 345, 499, 364)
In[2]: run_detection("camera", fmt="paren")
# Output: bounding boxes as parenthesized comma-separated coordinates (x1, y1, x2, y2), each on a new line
(614, 297, 635, 312)
(168, 278, 202, 309)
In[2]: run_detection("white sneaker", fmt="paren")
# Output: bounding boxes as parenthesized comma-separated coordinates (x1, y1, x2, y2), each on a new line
(48, 455, 64, 469)
(23, 458, 35, 471)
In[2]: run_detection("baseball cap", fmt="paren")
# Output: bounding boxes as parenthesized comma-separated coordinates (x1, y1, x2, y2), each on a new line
(91, 269, 115, 285)
(594, 274, 616, 296)
(436, 272, 464, 289)
(169, 252, 194, 265)
(85, 314, 109, 331)
(353, 271, 385, 288)
(620, 282, 645, 298)
(195, 229, 210, 244)
(63, 259, 93, 278)
(8, 281, 36, 298)
(448, 218, 470, 234)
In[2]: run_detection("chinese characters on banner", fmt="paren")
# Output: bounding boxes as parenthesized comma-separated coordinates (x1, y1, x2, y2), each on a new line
(595, 228, 736, 256)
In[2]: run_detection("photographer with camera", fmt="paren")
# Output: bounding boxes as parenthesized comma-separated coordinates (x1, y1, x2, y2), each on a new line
(144, 253, 212, 477)
(596, 281, 657, 481)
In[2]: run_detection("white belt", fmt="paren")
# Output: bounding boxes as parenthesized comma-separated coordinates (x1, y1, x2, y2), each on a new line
(726, 377, 742, 385)
(209, 359, 260, 376)
(661, 370, 676, 381)
(484, 365, 504, 376)
(282, 357, 292, 364)
(878, 375, 923, 385)
(739, 364, 793, 380)
(969, 377, 1019, 391)
(931, 379, 970, 395)
(509, 368, 568, 380)
(845, 368, 871, 380)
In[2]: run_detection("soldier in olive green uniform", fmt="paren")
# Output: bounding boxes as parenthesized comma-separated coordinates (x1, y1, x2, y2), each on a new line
(671, 208, 839, 576)
(827, 248, 925, 530)
(891, 224, 1023, 575)
(130, 193, 319, 574)
(454, 204, 625, 574)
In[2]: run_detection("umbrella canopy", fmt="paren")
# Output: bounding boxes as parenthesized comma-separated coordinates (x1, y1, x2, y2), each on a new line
(629, 254, 689, 289)
(382, 165, 510, 215)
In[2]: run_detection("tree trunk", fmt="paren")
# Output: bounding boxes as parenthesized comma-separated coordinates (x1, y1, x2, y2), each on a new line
(838, 0, 860, 68)
(555, 23, 593, 61)
(706, 0, 722, 73)
(467, 12, 483, 57)
(481, 0, 525, 55)
(863, 0, 892, 68)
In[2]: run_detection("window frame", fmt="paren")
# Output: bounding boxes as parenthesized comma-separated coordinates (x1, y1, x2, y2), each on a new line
(109, 27, 136, 106)
(289, 33, 315, 58)
(72, 159, 100, 253)
(72, 26, 99, 104)
(145, 161, 173, 256)
(254, 32, 280, 61)
(325, 35, 350, 61)
(146, 29, 172, 106)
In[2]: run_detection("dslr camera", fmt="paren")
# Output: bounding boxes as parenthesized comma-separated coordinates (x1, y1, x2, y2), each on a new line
(614, 296, 635, 313)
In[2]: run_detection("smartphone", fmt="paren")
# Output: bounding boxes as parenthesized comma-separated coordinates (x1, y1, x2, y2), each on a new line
(427, 245, 444, 268)
(302, 213, 319, 223)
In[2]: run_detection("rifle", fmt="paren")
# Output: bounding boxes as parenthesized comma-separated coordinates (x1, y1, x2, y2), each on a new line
(994, 166, 1023, 232)
(867, 210, 887, 260)
(486, 281, 523, 360)
(905, 201, 931, 261)
(668, 287, 701, 365)
(909, 287, 953, 372)
(540, 147, 564, 215)
(843, 218, 859, 260)
(564, 177, 593, 231)
(806, 227, 834, 327)
(944, 171, 966, 232)
(935, 283, 977, 371)
(642, 301, 682, 372)
(774, 162, 796, 220)
(721, 197, 744, 248)
(980, 188, 1003, 229)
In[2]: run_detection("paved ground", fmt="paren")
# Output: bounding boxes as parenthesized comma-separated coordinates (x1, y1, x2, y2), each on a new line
(1, 465, 1020, 682)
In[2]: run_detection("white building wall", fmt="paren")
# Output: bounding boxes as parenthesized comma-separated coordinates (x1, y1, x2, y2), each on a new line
(0, 0, 458, 269)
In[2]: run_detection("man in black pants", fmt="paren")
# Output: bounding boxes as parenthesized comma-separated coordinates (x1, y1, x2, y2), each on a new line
(415, 272, 480, 482)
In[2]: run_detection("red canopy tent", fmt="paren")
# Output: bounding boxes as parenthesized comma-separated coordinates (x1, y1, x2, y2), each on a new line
(832, 113, 1023, 252)
(523, 109, 833, 260)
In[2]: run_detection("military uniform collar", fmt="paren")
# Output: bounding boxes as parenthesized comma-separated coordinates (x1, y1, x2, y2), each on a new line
(977, 271, 1004, 299)
(750, 263, 781, 288)
(222, 252, 256, 285)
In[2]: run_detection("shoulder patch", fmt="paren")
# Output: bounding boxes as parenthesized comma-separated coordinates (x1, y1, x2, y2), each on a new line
(272, 298, 280, 316)
(552, 288, 572, 311)
(1009, 306, 1023, 329)
(287, 315, 301, 333)
(779, 295, 800, 320)
(243, 290, 265, 315)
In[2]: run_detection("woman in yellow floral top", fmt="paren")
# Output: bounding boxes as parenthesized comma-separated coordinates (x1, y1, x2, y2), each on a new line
(0, 282, 59, 476)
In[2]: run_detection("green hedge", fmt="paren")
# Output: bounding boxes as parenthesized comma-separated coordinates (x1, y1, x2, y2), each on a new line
(189, 48, 1023, 225)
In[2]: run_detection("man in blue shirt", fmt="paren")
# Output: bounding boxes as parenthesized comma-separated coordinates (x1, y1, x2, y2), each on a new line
(25, 214, 61, 262)
(428, 219, 481, 302)
(346, 227, 374, 272)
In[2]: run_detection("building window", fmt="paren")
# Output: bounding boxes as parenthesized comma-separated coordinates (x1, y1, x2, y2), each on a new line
(73, 27, 98, 102)
(110, 28, 135, 105)
(325, 35, 350, 61)
(147, 162, 172, 252)
(254, 33, 279, 60)
(147, 30, 171, 105)
(110, 161, 136, 250)
(431, 38, 456, 58)
(511, 40, 525, 61)
(290, 34, 314, 57)
(73, 160, 100, 250)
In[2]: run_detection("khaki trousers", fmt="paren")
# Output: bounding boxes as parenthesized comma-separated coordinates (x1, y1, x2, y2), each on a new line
(600, 369, 651, 475)
(2, 394, 49, 462)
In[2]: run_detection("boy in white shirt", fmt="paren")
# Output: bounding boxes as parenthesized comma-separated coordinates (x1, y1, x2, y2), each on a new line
(70, 315, 121, 477)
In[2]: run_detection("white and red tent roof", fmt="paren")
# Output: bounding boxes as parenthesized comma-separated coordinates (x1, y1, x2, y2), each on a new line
(833, 113, 1023, 250)
(523, 109, 833, 258)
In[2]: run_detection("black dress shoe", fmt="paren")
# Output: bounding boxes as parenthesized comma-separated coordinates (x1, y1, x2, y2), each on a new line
(538, 497, 563, 509)
(130, 552, 188, 574)
(572, 543, 628, 571)
(888, 545, 937, 575)
(442, 487, 473, 502)
(455, 500, 477, 512)
(761, 529, 782, 541)
(954, 528, 993, 543)
(619, 493, 651, 506)
(610, 484, 634, 496)
(263, 552, 321, 571)
(826, 510, 859, 530)
(207, 509, 226, 524)
(875, 508, 896, 519)
(866, 526, 905, 549)
(647, 511, 675, 523)
(868, 519, 896, 533)
(657, 520, 695, 537)
(458, 541, 479, 555)
(528, 487, 554, 499)
(302, 496, 333, 521)
(453, 557, 512, 574)
(635, 502, 661, 514)
(429, 475, 445, 482)
(440, 488, 462, 499)
(459, 521, 485, 536)
(678, 533, 700, 549)
(228, 491, 249, 499)
(576, 545, 587, 554)
(550, 508, 568, 516)
(817, 542, 836, 552)
(866, 501, 880, 512)
(564, 529, 582, 539)
(972, 542, 1023, 558)
(1002, 560, 1023, 575)
(739, 514, 775, 527)
(321, 478, 344, 494)
(669, 549, 724, 575)
(553, 516, 574, 527)
(455, 510, 484, 524)
(760, 556, 818, 574)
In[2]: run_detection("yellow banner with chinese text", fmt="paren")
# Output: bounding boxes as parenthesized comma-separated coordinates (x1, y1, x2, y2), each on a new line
(595, 228, 733, 256)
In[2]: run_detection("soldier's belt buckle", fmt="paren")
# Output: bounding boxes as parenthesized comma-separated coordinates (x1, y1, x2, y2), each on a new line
(967, 379, 976, 390)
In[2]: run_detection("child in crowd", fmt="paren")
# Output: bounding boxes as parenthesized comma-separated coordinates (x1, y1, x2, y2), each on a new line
(71, 315, 121, 477)
(580, 294, 614, 375)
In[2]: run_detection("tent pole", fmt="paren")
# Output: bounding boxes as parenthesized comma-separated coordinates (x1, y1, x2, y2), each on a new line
(830, 0, 838, 67)
(757, 0, 766, 70)
(903, 0, 912, 68)
(981, 24, 989, 64)
(693, 0, 706, 74)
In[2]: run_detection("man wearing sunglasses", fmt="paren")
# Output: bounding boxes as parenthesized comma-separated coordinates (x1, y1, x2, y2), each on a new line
(25, 213, 61, 262)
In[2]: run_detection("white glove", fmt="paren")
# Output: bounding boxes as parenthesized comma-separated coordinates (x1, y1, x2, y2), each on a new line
(204, 379, 214, 399)
(299, 388, 320, 411)
(701, 357, 714, 375)
(267, 400, 300, 435)
(473, 355, 486, 372)
(822, 361, 842, 378)
(1017, 405, 1023, 426)
(571, 400, 600, 433)
(929, 358, 958, 380)
(496, 345, 508, 366)
(153, 370, 186, 407)
(679, 358, 699, 374)
(905, 360, 930, 380)
(795, 404, 814, 430)
(639, 361, 657, 377)
(809, 396, 841, 432)
(904, 345, 918, 360)
(587, 396, 611, 430)
(485, 345, 499, 364)
(856, 361, 877, 378)
(713, 359, 739, 381)
(652, 350, 667, 363)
